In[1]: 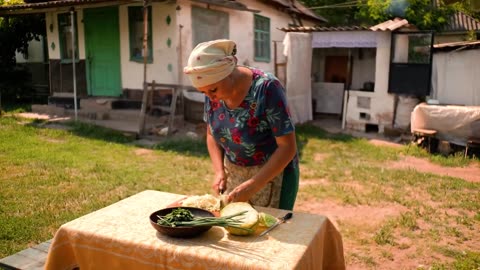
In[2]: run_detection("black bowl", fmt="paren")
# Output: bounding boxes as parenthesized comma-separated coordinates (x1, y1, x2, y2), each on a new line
(149, 207, 215, 238)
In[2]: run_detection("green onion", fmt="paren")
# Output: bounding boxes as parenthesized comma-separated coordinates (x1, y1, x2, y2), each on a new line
(156, 209, 253, 233)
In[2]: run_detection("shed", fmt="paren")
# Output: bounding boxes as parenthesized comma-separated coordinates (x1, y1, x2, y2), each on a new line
(281, 18, 434, 133)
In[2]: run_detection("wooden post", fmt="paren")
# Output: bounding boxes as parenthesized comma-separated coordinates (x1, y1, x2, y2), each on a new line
(167, 87, 177, 136)
(273, 41, 278, 77)
(70, 8, 78, 121)
(138, 1, 149, 135)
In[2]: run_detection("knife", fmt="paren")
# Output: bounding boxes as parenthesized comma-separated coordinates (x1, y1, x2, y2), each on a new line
(258, 212, 293, 237)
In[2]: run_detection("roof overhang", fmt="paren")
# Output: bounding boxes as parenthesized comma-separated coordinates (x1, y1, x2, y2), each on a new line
(281, 18, 425, 49)
(280, 18, 417, 33)
(279, 25, 370, 32)
(259, 0, 327, 24)
(190, 0, 260, 13)
(433, 40, 480, 52)
(442, 11, 480, 33)
(0, 0, 261, 16)
(0, 0, 136, 15)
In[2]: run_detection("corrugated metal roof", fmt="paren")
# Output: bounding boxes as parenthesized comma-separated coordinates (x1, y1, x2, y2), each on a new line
(370, 18, 409, 31)
(0, 0, 326, 23)
(443, 11, 480, 32)
(0, 0, 121, 13)
(433, 40, 480, 51)
(260, 10, 479, 33)
(280, 18, 411, 32)
(279, 25, 370, 32)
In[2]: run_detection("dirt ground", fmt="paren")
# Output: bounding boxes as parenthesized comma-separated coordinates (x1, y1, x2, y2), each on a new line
(294, 139, 480, 269)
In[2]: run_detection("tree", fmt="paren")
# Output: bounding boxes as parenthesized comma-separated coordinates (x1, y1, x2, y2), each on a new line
(301, 0, 475, 31)
(0, 10, 45, 111)
(356, 0, 456, 30)
(299, 0, 360, 25)
(447, 0, 480, 20)
(355, 0, 391, 24)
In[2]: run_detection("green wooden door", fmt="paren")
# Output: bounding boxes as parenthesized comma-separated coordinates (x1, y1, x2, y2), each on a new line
(84, 7, 121, 96)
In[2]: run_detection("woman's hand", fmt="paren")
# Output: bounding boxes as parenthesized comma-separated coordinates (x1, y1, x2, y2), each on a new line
(227, 179, 259, 203)
(212, 171, 227, 195)
(206, 127, 227, 195)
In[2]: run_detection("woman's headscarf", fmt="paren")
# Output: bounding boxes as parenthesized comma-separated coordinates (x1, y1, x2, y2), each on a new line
(183, 39, 237, 88)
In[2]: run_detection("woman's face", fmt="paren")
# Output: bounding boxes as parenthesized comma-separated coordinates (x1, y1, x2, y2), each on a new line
(196, 75, 233, 101)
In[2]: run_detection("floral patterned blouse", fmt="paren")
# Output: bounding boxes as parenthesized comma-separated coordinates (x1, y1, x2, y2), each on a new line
(204, 67, 298, 172)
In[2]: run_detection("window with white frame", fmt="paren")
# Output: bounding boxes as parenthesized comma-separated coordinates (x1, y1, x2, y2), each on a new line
(128, 6, 153, 62)
(254, 14, 270, 62)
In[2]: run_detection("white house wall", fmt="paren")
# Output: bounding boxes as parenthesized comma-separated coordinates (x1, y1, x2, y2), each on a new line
(234, 0, 315, 72)
(374, 32, 393, 99)
(77, 10, 86, 60)
(45, 4, 179, 90)
(176, 0, 316, 87)
(431, 49, 480, 106)
(44, 1, 318, 94)
(45, 10, 86, 60)
(120, 2, 179, 89)
(98, 0, 315, 90)
(345, 32, 395, 133)
(45, 12, 59, 60)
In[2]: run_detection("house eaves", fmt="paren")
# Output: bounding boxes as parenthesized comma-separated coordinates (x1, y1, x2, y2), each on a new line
(0, 0, 132, 15)
(433, 40, 480, 52)
(279, 25, 369, 32)
(190, 0, 260, 13)
(0, 0, 261, 16)
(280, 18, 414, 32)
(260, 0, 327, 24)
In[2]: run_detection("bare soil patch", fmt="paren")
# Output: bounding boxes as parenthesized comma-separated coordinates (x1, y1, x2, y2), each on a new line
(133, 148, 159, 161)
(134, 148, 154, 156)
(294, 155, 480, 269)
(368, 139, 404, 148)
(388, 156, 480, 183)
(314, 153, 331, 162)
(294, 199, 407, 227)
(365, 135, 480, 182)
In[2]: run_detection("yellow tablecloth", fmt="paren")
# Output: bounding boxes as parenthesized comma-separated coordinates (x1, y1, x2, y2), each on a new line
(45, 190, 345, 270)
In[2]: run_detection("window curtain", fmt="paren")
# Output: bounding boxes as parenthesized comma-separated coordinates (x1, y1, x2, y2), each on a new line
(312, 31, 377, 48)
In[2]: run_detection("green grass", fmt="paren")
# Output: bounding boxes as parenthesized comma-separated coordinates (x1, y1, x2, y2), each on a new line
(406, 141, 474, 167)
(0, 116, 213, 257)
(1, 115, 479, 269)
(431, 248, 480, 270)
(374, 223, 396, 246)
(0, 103, 30, 114)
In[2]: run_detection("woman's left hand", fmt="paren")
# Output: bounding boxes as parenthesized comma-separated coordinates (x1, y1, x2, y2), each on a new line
(227, 179, 259, 203)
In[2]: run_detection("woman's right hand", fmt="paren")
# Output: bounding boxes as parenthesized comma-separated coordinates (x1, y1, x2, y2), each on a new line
(212, 171, 227, 195)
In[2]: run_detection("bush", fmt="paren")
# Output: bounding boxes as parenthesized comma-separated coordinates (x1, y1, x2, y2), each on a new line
(0, 65, 34, 104)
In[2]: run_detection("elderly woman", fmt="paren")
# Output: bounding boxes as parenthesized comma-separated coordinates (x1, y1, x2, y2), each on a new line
(184, 39, 299, 210)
